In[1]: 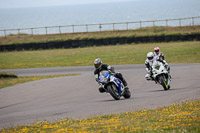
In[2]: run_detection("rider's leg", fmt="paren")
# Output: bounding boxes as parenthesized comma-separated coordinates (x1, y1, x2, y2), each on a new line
(163, 61, 171, 78)
(115, 72, 128, 87)
(164, 63, 171, 78)
(167, 66, 172, 78)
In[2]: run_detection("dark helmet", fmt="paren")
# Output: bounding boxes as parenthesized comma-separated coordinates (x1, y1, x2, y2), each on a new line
(154, 47, 160, 55)
(94, 58, 102, 69)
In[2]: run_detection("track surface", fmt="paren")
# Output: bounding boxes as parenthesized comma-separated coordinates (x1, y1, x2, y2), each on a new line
(0, 64, 200, 128)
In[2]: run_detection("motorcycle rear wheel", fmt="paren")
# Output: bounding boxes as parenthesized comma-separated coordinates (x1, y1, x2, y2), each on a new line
(123, 88, 131, 99)
(107, 84, 120, 100)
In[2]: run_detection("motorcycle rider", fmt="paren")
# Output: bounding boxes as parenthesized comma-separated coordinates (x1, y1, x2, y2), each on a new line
(154, 47, 170, 75)
(145, 52, 155, 80)
(94, 58, 128, 93)
(154, 47, 165, 60)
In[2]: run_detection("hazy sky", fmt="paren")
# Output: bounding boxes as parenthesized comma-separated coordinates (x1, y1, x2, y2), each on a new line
(0, 0, 138, 8)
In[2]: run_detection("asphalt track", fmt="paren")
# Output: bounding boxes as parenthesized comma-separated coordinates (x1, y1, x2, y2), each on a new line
(0, 64, 200, 129)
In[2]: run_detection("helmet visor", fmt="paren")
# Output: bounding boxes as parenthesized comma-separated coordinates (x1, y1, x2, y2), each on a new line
(94, 63, 101, 69)
(148, 57, 153, 60)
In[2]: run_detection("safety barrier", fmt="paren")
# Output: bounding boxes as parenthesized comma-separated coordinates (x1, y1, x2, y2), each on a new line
(0, 16, 200, 37)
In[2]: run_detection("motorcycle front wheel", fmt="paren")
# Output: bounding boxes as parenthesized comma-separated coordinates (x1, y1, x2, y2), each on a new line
(107, 84, 120, 100)
(159, 75, 169, 90)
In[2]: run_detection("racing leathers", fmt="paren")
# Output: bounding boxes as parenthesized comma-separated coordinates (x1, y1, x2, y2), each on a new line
(145, 57, 155, 80)
(154, 51, 165, 60)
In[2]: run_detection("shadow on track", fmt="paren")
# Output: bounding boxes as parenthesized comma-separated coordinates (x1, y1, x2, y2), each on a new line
(97, 97, 134, 103)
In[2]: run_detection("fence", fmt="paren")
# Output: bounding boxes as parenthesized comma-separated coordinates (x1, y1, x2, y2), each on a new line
(0, 16, 200, 37)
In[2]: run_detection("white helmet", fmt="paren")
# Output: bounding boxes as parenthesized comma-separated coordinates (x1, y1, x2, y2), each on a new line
(147, 52, 154, 60)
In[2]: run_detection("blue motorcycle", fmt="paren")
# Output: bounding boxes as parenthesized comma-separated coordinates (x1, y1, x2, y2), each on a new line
(98, 70, 131, 100)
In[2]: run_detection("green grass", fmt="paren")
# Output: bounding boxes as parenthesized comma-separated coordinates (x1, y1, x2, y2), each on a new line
(0, 41, 200, 69)
(0, 26, 199, 132)
(1, 100, 199, 133)
(0, 73, 80, 88)
(0, 25, 200, 45)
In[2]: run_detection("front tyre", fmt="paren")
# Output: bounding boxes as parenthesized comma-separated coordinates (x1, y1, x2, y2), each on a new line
(159, 75, 169, 90)
(107, 84, 120, 100)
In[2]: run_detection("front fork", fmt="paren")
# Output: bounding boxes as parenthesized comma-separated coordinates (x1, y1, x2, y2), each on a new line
(111, 81, 125, 96)
(157, 74, 170, 86)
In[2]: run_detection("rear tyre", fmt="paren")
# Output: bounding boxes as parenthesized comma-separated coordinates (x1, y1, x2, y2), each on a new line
(107, 84, 120, 100)
(123, 88, 131, 99)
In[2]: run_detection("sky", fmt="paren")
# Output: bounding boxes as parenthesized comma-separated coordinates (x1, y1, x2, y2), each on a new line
(0, 0, 138, 9)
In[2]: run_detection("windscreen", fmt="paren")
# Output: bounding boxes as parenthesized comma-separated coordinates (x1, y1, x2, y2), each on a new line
(99, 70, 108, 77)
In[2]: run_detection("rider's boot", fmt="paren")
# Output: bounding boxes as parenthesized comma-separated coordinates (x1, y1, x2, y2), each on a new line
(99, 86, 105, 93)
(124, 86, 129, 90)
(169, 70, 172, 79)
(145, 74, 152, 80)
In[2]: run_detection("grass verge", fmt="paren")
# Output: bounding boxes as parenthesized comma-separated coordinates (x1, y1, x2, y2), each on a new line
(0, 73, 80, 89)
(1, 100, 199, 132)
(0, 41, 200, 69)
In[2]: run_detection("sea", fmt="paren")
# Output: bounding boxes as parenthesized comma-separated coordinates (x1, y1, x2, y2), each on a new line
(0, 0, 200, 36)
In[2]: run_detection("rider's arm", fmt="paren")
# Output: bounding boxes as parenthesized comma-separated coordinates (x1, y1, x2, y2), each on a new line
(157, 57, 166, 65)
(94, 70, 99, 82)
(160, 53, 168, 66)
(160, 52, 165, 60)
(95, 74, 99, 82)
(102, 64, 115, 73)
(145, 59, 151, 72)
(107, 65, 115, 73)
